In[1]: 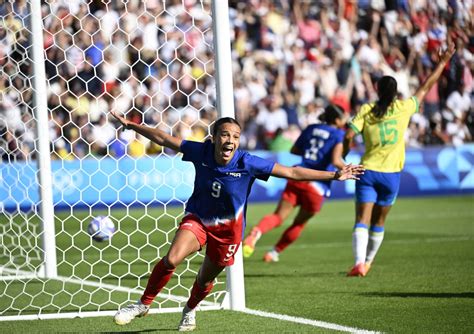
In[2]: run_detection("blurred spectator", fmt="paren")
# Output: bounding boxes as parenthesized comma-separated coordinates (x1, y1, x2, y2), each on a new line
(423, 114, 450, 146)
(446, 82, 471, 120)
(446, 114, 472, 146)
(0, 0, 472, 163)
(299, 98, 325, 129)
(128, 133, 148, 158)
(91, 113, 116, 155)
(269, 125, 300, 152)
(240, 105, 261, 150)
(255, 94, 288, 148)
(282, 91, 299, 127)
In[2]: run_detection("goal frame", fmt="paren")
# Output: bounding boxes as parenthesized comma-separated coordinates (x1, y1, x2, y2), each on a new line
(0, 0, 245, 321)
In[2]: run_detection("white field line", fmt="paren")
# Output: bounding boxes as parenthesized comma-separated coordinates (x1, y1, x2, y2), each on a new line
(238, 235, 470, 333)
(0, 305, 222, 322)
(2, 234, 470, 328)
(0, 266, 383, 333)
(242, 308, 381, 334)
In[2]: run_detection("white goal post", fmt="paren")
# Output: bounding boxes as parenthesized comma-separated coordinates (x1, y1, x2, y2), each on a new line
(0, 0, 245, 321)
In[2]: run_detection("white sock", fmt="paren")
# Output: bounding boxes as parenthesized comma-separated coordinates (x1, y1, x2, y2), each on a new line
(366, 227, 385, 264)
(352, 223, 369, 265)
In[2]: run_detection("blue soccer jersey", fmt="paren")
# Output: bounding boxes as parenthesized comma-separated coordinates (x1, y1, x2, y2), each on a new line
(180, 140, 275, 242)
(293, 124, 345, 196)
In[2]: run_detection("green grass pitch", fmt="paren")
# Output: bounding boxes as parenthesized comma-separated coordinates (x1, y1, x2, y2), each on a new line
(1, 195, 473, 333)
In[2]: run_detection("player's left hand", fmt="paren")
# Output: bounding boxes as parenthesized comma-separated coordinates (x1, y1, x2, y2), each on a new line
(335, 164, 365, 181)
(109, 110, 131, 130)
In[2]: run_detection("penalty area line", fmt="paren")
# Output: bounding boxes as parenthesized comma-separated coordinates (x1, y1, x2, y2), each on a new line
(241, 308, 381, 333)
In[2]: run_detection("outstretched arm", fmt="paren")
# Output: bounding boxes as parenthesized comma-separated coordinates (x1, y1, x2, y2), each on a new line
(288, 142, 356, 178)
(414, 43, 455, 104)
(271, 163, 364, 181)
(109, 110, 182, 152)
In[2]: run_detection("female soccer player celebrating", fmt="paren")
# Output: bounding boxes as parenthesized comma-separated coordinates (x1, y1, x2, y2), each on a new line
(242, 104, 348, 262)
(343, 44, 455, 277)
(109, 113, 363, 331)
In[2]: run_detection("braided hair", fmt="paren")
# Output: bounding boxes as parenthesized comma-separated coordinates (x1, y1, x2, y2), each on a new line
(372, 76, 398, 118)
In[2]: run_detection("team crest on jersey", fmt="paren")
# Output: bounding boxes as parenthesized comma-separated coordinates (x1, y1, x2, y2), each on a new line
(226, 172, 241, 178)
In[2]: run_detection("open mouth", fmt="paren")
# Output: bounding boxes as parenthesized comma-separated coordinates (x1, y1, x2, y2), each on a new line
(222, 146, 234, 158)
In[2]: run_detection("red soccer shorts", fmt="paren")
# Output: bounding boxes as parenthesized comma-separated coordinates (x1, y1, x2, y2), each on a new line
(281, 179, 325, 214)
(178, 214, 241, 267)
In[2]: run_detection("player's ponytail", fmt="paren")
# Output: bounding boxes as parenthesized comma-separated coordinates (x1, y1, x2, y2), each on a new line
(372, 76, 397, 118)
(320, 104, 345, 125)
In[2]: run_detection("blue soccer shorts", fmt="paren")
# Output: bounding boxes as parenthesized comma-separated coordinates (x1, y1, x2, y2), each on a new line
(355, 170, 401, 206)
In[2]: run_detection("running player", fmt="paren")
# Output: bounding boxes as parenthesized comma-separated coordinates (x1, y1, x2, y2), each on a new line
(343, 44, 455, 277)
(242, 104, 347, 262)
(109, 113, 363, 331)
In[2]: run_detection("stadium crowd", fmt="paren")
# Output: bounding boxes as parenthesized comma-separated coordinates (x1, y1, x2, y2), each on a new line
(0, 0, 473, 161)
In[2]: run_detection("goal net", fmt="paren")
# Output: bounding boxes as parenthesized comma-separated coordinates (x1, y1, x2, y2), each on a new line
(0, 0, 241, 321)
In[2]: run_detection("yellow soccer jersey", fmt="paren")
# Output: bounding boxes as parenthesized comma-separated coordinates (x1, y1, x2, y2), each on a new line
(349, 96, 419, 172)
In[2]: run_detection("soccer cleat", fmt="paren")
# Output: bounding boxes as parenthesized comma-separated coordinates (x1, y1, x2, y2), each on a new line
(263, 249, 279, 263)
(364, 262, 372, 275)
(114, 301, 149, 325)
(347, 263, 367, 277)
(243, 228, 262, 258)
(178, 305, 196, 332)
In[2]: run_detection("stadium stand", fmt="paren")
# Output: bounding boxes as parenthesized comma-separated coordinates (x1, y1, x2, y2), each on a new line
(0, 0, 472, 161)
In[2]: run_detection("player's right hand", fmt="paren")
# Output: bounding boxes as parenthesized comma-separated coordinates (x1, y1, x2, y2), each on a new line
(439, 43, 455, 63)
